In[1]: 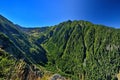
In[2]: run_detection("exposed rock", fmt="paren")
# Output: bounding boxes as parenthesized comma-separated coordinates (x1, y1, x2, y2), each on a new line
(10, 60, 43, 80)
(51, 74, 66, 80)
(117, 71, 120, 80)
(106, 44, 120, 51)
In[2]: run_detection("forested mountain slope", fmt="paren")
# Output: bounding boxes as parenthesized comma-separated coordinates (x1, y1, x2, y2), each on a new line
(36, 20, 120, 80)
(0, 15, 120, 80)
(0, 15, 48, 64)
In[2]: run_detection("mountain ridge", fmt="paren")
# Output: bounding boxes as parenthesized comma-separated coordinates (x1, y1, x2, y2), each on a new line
(0, 15, 120, 80)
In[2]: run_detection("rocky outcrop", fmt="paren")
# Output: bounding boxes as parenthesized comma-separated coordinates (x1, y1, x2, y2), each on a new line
(9, 60, 43, 80)
(51, 74, 66, 80)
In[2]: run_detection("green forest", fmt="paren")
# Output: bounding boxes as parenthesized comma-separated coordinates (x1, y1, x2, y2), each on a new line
(0, 15, 120, 80)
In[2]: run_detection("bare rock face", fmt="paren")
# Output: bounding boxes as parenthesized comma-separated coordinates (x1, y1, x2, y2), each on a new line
(106, 44, 120, 51)
(51, 74, 66, 80)
(9, 60, 42, 80)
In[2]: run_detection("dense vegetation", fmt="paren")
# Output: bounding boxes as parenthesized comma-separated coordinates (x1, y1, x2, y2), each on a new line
(39, 20, 120, 79)
(0, 15, 48, 65)
(0, 48, 16, 80)
(0, 15, 120, 80)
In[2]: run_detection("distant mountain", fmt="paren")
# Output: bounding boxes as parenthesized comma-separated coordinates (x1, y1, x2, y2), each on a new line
(0, 15, 120, 80)
(15, 24, 49, 33)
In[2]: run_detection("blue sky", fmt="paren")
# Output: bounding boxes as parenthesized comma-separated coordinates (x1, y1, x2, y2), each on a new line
(0, 0, 120, 28)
